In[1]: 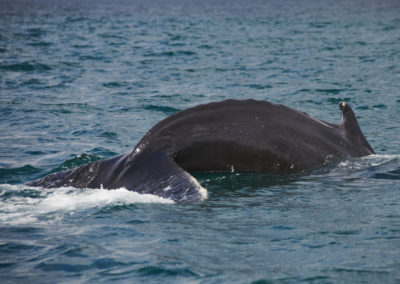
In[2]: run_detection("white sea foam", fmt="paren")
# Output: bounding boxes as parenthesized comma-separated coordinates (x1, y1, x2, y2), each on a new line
(0, 184, 174, 225)
(338, 154, 400, 170)
(42, 187, 174, 210)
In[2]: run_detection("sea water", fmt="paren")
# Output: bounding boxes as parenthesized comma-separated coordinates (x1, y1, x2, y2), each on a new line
(0, 0, 399, 283)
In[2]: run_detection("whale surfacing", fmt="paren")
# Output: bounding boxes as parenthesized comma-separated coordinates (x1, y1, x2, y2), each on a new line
(27, 99, 375, 202)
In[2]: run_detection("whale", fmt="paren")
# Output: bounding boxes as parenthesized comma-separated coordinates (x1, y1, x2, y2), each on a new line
(27, 99, 375, 202)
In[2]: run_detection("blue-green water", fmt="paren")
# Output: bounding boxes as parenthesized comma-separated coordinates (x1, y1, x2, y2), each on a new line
(1, 0, 400, 283)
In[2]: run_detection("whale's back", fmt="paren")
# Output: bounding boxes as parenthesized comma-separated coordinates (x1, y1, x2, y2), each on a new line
(136, 99, 362, 173)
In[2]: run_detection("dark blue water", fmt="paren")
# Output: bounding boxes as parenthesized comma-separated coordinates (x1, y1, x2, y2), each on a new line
(1, 0, 399, 282)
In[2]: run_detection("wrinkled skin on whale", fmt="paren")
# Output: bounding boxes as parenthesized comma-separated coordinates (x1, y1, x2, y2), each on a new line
(28, 99, 375, 202)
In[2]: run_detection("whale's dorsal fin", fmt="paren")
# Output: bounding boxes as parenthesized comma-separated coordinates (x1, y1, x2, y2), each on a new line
(338, 102, 375, 155)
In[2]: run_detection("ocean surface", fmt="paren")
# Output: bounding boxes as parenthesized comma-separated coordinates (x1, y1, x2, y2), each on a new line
(1, 0, 399, 283)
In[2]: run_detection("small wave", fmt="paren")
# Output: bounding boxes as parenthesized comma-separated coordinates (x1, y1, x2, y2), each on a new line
(0, 165, 42, 176)
(0, 165, 42, 184)
(244, 83, 272, 90)
(372, 104, 387, 109)
(316, 89, 344, 95)
(0, 185, 174, 225)
(313, 154, 400, 183)
(373, 168, 400, 180)
(99, 131, 119, 140)
(137, 265, 198, 277)
(144, 104, 180, 114)
(26, 27, 47, 37)
(0, 61, 52, 72)
(144, 50, 196, 57)
(303, 154, 400, 185)
(78, 55, 105, 61)
(102, 81, 129, 88)
(326, 97, 351, 104)
(65, 16, 87, 23)
(28, 41, 52, 47)
(337, 154, 400, 169)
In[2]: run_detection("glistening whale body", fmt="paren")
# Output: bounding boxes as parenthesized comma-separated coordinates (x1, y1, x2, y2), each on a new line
(27, 99, 375, 202)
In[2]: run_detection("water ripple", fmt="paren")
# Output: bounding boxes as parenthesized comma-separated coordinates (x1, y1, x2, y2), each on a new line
(0, 61, 52, 72)
(1, 0, 400, 283)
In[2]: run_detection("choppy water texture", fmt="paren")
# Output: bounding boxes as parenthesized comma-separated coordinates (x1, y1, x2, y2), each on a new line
(1, 0, 400, 283)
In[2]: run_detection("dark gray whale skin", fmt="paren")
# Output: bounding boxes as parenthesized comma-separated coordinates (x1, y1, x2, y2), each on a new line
(27, 99, 375, 202)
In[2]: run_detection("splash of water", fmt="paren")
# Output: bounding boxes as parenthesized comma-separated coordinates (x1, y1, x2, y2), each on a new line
(0, 185, 174, 225)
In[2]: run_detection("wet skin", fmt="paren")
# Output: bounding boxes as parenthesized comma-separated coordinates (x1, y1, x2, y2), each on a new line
(28, 99, 375, 202)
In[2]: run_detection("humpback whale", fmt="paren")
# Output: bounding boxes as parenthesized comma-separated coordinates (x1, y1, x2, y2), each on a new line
(27, 99, 375, 202)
